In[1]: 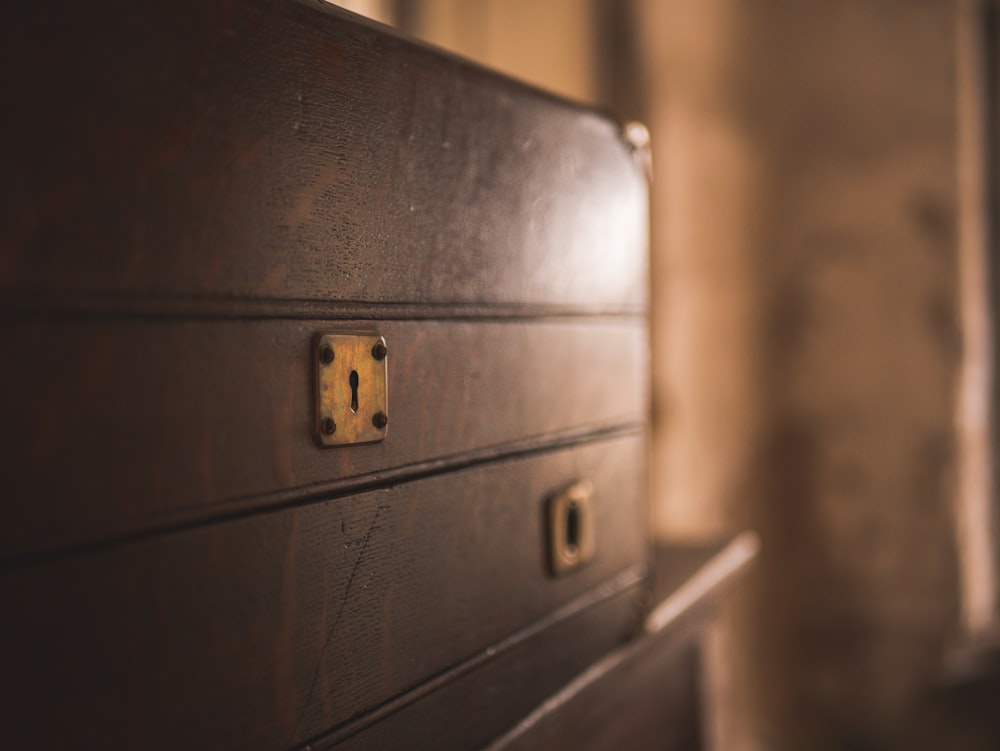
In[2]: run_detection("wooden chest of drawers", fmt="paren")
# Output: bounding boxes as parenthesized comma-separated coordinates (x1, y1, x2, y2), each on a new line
(0, 2, 652, 749)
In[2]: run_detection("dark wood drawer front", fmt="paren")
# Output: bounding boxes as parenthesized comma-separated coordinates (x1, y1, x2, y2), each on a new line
(0, 318, 646, 559)
(0, 434, 647, 751)
(0, 1, 647, 313)
(495, 642, 702, 751)
(328, 586, 643, 751)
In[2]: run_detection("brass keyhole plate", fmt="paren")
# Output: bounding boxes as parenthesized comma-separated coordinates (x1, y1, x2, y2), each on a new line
(547, 480, 596, 575)
(315, 332, 388, 447)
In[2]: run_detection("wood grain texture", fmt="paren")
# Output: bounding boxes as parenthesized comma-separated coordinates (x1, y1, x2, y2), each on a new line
(325, 586, 643, 751)
(492, 641, 703, 751)
(0, 5, 654, 750)
(487, 540, 756, 751)
(0, 435, 648, 751)
(0, 318, 646, 560)
(0, 0, 647, 312)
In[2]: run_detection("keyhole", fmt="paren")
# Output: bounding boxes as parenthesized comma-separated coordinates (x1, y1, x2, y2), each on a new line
(349, 370, 359, 413)
(565, 501, 580, 556)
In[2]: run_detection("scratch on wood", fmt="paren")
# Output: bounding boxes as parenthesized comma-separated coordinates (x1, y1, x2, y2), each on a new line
(293, 504, 387, 742)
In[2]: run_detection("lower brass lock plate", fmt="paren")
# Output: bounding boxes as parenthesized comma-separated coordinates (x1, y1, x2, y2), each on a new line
(548, 480, 596, 575)
(315, 332, 388, 447)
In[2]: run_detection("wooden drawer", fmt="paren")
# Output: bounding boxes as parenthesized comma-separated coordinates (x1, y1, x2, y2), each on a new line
(0, 3, 651, 749)
(0, 318, 646, 559)
(329, 585, 644, 751)
(1, 435, 647, 750)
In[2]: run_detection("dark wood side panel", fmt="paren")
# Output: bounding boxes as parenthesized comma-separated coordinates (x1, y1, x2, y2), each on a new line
(0, 318, 646, 559)
(0, 0, 647, 311)
(487, 539, 760, 751)
(0, 435, 647, 751)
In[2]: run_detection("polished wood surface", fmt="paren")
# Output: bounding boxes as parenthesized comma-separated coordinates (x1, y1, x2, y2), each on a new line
(495, 643, 704, 751)
(0, 318, 646, 560)
(1, 436, 648, 750)
(488, 538, 759, 751)
(0, 1, 646, 313)
(328, 585, 643, 751)
(0, 3, 652, 750)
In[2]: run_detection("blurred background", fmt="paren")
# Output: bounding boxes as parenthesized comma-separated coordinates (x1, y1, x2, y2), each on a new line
(332, 2, 1000, 749)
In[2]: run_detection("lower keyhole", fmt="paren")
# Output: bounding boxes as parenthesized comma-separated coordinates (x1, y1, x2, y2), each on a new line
(349, 370, 359, 413)
(565, 500, 580, 556)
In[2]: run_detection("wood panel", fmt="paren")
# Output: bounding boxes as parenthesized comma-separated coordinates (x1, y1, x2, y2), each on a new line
(0, 7, 654, 751)
(0, 435, 648, 751)
(326, 586, 643, 751)
(0, 0, 647, 312)
(491, 640, 703, 751)
(0, 318, 646, 559)
(487, 539, 760, 751)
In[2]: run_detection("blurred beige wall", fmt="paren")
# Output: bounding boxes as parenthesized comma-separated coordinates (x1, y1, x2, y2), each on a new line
(403, 0, 597, 104)
(328, 0, 597, 104)
(327, 0, 396, 26)
(634, 2, 962, 749)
